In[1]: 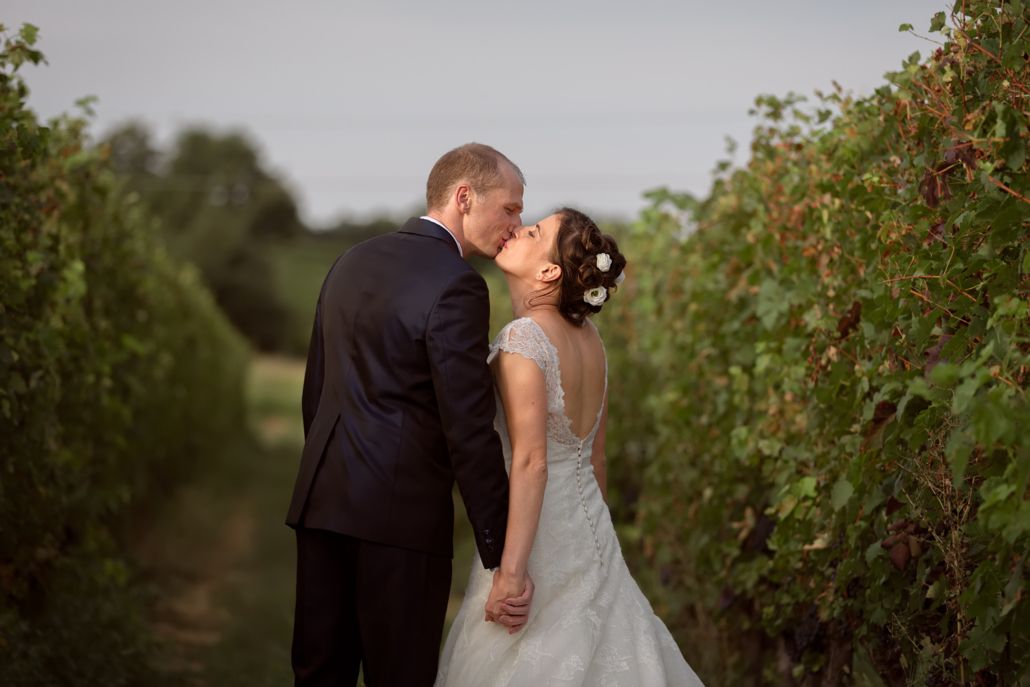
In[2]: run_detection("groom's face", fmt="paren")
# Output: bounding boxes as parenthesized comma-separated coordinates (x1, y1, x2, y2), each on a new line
(465, 164, 524, 259)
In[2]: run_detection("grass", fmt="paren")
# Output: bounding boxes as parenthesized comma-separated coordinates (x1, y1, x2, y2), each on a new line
(199, 356, 304, 685)
(269, 237, 348, 353)
(140, 354, 479, 685)
(270, 233, 518, 355)
(269, 231, 393, 355)
(137, 354, 300, 685)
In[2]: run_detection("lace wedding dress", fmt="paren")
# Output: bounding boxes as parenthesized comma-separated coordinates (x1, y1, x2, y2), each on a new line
(436, 318, 703, 687)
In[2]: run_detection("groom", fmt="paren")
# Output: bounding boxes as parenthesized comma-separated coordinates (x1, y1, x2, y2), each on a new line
(286, 143, 530, 686)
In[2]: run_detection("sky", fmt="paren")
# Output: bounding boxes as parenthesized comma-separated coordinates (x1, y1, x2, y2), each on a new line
(6, 1, 947, 227)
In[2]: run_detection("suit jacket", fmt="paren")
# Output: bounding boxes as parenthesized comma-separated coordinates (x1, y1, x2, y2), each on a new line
(286, 217, 509, 568)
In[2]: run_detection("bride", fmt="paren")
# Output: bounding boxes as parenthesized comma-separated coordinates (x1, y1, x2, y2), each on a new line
(436, 208, 703, 686)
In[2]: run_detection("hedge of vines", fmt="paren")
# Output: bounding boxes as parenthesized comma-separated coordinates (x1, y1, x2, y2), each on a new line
(0, 25, 248, 684)
(602, 3, 1029, 684)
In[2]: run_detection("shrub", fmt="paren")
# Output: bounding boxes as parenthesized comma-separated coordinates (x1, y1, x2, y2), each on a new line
(0, 24, 248, 683)
(603, 4, 1029, 684)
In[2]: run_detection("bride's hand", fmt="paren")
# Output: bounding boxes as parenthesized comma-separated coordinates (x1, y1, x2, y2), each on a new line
(485, 571, 534, 633)
(499, 575, 534, 634)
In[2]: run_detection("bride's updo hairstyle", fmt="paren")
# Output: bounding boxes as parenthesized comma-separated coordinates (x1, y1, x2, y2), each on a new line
(551, 207, 627, 326)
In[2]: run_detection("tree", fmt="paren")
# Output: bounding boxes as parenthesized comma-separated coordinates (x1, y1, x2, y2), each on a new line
(101, 124, 300, 350)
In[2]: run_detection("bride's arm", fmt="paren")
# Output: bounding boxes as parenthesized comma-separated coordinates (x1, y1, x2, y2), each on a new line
(590, 399, 609, 502)
(488, 351, 548, 604)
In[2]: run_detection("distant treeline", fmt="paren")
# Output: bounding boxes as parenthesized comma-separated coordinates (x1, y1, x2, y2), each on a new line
(102, 121, 408, 354)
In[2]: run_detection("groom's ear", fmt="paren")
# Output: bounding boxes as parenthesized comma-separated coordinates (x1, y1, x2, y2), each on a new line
(454, 184, 473, 214)
(537, 263, 561, 284)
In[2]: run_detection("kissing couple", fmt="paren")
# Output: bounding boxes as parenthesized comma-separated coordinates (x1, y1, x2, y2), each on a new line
(286, 143, 704, 686)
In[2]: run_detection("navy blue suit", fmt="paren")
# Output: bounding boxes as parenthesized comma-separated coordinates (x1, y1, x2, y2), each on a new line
(287, 218, 510, 686)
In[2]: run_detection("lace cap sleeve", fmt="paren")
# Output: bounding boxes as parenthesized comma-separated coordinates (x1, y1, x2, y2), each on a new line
(488, 317, 552, 373)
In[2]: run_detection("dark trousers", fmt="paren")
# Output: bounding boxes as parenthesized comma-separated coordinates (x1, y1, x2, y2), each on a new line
(292, 528, 452, 687)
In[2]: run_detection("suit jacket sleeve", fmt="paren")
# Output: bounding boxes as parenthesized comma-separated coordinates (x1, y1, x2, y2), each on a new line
(301, 297, 324, 438)
(426, 270, 510, 569)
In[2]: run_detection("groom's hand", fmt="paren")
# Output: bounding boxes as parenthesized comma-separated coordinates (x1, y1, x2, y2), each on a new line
(484, 571, 534, 634)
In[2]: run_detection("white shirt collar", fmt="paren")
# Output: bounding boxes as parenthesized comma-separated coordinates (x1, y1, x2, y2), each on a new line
(419, 216, 463, 257)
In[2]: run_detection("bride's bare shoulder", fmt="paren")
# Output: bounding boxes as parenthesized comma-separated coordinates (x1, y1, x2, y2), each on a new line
(525, 312, 568, 345)
(526, 312, 604, 355)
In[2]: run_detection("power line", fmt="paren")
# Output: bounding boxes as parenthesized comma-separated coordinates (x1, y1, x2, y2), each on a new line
(117, 170, 702, 194)
(103, 109, 756, 134)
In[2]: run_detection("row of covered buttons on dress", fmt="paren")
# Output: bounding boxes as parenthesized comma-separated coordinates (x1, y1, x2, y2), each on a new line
(574, 442, 604, 568)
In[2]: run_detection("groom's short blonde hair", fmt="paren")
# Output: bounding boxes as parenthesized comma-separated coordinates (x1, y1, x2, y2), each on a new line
(425, 143, 525, 211)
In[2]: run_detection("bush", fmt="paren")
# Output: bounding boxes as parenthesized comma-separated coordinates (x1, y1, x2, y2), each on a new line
(0, 25, 248, 683)
(603, 4, 1029, 684)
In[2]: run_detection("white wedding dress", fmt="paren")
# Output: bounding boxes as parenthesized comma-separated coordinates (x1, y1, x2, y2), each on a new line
(436, 317, 703, 687)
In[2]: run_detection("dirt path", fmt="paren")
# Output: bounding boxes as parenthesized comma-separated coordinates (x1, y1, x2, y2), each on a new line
(139, 491, 257, 682)
(134, 355, 476, 686)
(134, 356, 304, 686)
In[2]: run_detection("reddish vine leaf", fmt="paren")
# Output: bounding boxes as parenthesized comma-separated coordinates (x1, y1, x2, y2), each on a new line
(867, 400, 898, 436)
(889, 540, 911, 570)
(920, 167, 952, 208)
(837, 300, 862, 339)
(943, 140, 977, 172)
(926, 221, 948, 245)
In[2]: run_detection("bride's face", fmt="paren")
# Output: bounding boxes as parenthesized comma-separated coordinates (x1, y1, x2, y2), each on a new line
(496, 213, 562, 282)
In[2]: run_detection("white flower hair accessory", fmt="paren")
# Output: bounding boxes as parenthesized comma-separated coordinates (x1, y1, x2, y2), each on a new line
(583, 286, 607, 306)
(596, 253, 612, 272)
(614, 271, 625, 286)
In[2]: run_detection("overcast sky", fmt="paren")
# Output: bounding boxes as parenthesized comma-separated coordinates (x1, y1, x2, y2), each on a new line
(7, 1, 946, 227)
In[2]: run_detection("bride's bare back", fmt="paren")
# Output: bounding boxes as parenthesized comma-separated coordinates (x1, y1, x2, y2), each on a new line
(528, 312, 607, 440)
